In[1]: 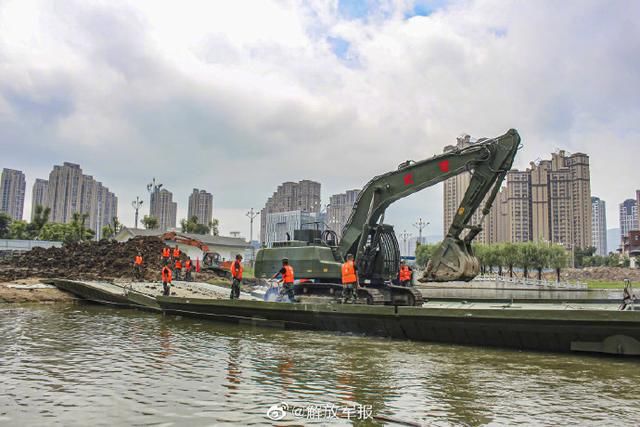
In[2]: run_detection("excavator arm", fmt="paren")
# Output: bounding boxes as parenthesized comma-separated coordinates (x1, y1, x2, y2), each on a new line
(337, 129, 520, 283)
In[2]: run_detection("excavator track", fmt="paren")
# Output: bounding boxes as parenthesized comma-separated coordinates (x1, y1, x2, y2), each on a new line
(356, 287, 386, 305)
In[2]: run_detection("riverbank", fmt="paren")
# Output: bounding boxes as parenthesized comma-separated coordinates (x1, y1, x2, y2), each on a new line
(0, 279, 76, 303)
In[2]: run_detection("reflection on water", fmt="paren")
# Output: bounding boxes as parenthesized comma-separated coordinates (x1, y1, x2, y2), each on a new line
(1, 303, 639, 426)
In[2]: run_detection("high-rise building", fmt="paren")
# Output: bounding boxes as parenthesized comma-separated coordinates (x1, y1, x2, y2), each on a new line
(31, 179, 49, 220)
(0, 168, 26, 220)
(260, 180, 321, 244)
(264, 210, 317, 247)
(443, 144, 592, 249)
(619, 198, 638, 245)
(591, 197, 607, 256)
(442, 135, 497, 244)
(45, 163, 117, 237)
(150, 188, 177, 231)
(327, 189, 360, 236)
(187, 189, 213, 225)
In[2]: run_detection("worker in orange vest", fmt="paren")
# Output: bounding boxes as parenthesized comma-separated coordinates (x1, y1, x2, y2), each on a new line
(161, 265, 172, 296)
(341, 254, 358, 303)
(133, 252, 143, 281)
(399, 260, 413, 287)
(172, 246, 181, 260)
(271, 258, 295, 302)
(184, 257, 193, 282)
(162, 246, 171, 265)
(230, 254, 243, 299)
(174, 258, 183, 281)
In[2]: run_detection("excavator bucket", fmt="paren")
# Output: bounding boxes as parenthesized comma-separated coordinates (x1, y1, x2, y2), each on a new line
(419, 237, 479, 282)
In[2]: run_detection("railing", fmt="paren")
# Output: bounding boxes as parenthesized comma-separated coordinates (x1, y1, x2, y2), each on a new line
(476, 274, 587, 290)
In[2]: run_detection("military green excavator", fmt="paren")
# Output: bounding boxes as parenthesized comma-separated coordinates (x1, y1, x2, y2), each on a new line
(255, 129, 521, 306)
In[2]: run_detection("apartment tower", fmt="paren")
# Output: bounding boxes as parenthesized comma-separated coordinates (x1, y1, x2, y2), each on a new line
(0, 168, 26, 221)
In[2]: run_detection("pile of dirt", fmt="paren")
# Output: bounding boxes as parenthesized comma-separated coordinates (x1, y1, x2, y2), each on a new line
(0, 236, 219, 282)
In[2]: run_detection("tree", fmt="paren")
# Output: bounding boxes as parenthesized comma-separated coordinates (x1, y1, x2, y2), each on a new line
(68, 212, 94, 243)
(415, 243, 439, 268)
(102, 224, 115, 240)
(548, 245, 568, 282)
(9, 220, 29, 240)
(529, 242, 550, 280)
(0, 212, 11, 238)
(501, 242, 519, 278)
(473, 244, 488, 274)
(209, 218, 219, 236)
(27, 205, 50, 239)
(39, 223, 75, 242)
(142, 215, 159, 230)
(516, 242, 536, 279)
(181, 216, 210, 235)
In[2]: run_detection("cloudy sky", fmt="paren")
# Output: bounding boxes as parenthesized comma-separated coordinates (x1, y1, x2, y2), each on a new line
(1, 0, 639, 240)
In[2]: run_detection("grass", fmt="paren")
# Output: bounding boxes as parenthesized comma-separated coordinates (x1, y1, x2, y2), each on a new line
(585, 280, 627, 289)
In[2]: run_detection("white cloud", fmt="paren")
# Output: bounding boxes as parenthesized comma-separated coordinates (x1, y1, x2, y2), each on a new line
(1, 0, 638, 241)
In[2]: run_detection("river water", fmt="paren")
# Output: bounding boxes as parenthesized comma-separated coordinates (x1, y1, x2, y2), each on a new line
(1, 303, 639, 426)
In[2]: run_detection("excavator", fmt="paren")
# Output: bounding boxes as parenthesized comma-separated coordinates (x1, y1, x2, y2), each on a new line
(254, 129, 521, 306)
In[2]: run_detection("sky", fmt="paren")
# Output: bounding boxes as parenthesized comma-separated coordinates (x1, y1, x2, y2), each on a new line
(1, 0, 639, 241)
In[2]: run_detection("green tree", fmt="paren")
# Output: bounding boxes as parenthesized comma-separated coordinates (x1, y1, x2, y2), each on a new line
(517, 242, 536, 279)
(0, 212, 11, 238)
(68, 212, 94, 243)
(142, 215, 159, 230)
(102, 224, 115, 240)
(181, 216, 210, 235)
(9, 220, 29, 239)
(502, 242, 519, 278)
(209, 218, 219, 236)
(548, 245, 568, 282)
(39, 223, 74, 242)
(415, 242, 439, 268)
(473, 244, 488, 274)
(27, 205, 50, 239)
(530, 242, 550, 280)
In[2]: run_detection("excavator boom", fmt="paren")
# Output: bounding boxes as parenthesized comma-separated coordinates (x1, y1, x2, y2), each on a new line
(337, 129, 520, 282)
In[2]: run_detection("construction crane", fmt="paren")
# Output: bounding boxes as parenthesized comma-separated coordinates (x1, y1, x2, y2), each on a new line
(254, 129, 521, 306)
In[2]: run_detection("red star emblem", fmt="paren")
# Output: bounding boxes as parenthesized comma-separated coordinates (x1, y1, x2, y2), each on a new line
(403, 173, 414, 186)
(438, 160, 450, 172)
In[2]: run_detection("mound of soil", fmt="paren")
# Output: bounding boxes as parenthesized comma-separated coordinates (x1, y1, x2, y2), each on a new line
(0, 237, 217, 282)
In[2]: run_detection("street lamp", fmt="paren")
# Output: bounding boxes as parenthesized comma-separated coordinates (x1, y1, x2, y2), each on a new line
(413, 218, 430, 245)
(132, 196, 143, 229)
(246, 208, 258, 266)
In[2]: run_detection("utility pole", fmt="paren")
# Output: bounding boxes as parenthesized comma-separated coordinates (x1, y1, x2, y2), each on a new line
(413, 218, 430, 245)
(131, 196, 144, 229)
(246, 208, 259, 266)
(399, 230, 412, 257)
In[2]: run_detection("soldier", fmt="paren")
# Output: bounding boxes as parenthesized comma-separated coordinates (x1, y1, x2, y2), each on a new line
(174, 258, 182, 281)
(172, 245, 181, 261)
(133, 252, 143, 281)
(399, 260, 413, 287)
(161, 265, 172, 296)
(341, 254, 358, 304)
(230, 254, 243, 299)
(162, 246, 171, 265)
(184, 257, 193, 282)
(272, 258, 295, 302)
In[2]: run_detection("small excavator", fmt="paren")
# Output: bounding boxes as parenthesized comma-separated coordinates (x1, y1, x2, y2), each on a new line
(254, 129, 521, 306)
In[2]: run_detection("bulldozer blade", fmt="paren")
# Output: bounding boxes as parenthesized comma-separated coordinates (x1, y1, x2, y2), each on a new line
(419, 237, 480, 282)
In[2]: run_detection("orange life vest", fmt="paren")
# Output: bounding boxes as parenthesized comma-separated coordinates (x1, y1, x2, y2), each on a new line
(162, 248, 170, 258)
(399, 265, 412, 282)
(185, 260, 192, 271)
(162, 267, 172, 282)
(341, 260, 357, 284)
(282, 265, 294, 284)
(175, 260, 182, 270)
(134, 255, 143, 265)
(231, 260, 243, 280)
(173, 248, 180, 258)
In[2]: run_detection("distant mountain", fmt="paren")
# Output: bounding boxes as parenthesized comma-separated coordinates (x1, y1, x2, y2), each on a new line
(607, 228, 620, 253)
